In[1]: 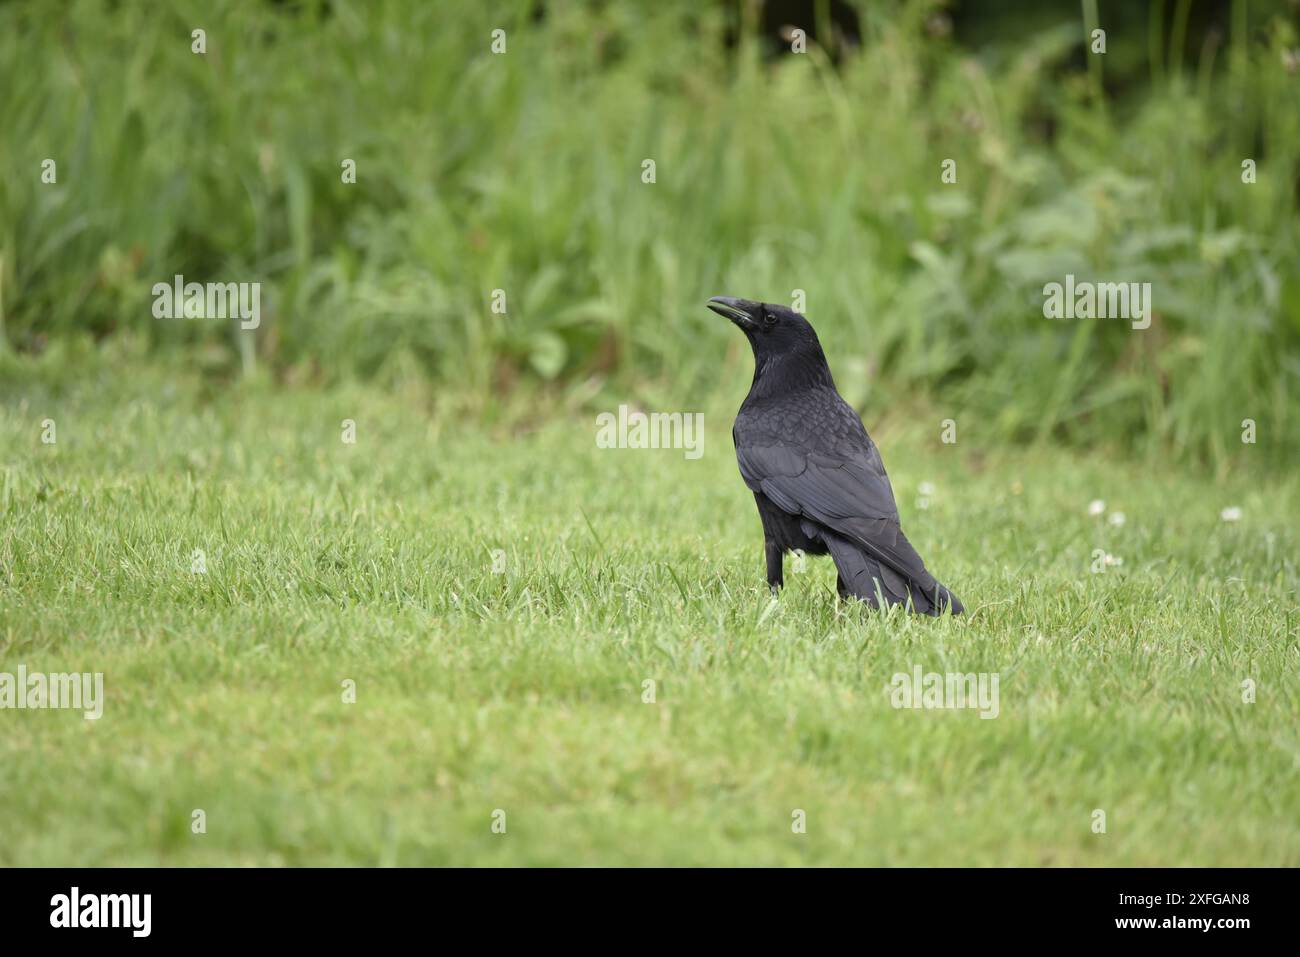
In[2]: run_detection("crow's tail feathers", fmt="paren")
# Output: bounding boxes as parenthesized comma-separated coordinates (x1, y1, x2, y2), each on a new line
(819, 527, 964, 617)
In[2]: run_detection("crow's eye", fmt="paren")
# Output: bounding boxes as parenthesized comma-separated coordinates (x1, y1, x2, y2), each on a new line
(764, 312, 777, 325)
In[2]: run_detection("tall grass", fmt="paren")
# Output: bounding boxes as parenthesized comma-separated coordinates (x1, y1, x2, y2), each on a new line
(1, 0, 1296, 466)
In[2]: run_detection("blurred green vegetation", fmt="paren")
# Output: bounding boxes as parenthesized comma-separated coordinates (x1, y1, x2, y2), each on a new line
(1, 0, 1297, 467)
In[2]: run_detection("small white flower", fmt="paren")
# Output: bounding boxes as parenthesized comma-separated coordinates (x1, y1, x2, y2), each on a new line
(1103, 553, 1123, 567)
(1108, 511, 1126, 527)
(919, 481, 936, 497)
(917, 498, 931, 510)
(1088, 499, 1105, 516)
(1220, 506, 1243, 522)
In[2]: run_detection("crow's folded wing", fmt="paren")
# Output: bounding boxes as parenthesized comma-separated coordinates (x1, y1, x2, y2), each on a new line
(735, 439, 937, 590)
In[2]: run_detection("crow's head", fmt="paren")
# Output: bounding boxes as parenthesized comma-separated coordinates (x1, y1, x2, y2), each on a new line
(707, 296, 825, 369)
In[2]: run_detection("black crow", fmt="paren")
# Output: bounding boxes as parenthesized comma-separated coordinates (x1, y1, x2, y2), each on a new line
(708, 296, 964, 616)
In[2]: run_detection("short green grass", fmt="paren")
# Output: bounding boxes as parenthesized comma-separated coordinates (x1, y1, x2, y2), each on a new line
(1, 364, 1296, 866)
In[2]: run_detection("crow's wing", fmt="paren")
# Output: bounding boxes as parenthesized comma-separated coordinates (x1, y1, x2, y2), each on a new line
(734, 403, 939, 594)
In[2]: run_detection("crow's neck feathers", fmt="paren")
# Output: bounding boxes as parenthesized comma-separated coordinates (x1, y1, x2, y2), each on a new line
(747, 336, 837, 402)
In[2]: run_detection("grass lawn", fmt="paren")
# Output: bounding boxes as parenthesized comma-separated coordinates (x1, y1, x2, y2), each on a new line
(1, 364, 1296, 866)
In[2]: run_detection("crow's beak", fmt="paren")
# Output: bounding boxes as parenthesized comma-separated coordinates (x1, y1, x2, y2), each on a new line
(707, 296, 759, 330)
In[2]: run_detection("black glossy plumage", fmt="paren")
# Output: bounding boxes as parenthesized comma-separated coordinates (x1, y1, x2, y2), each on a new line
(707, 296, 963, 616)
